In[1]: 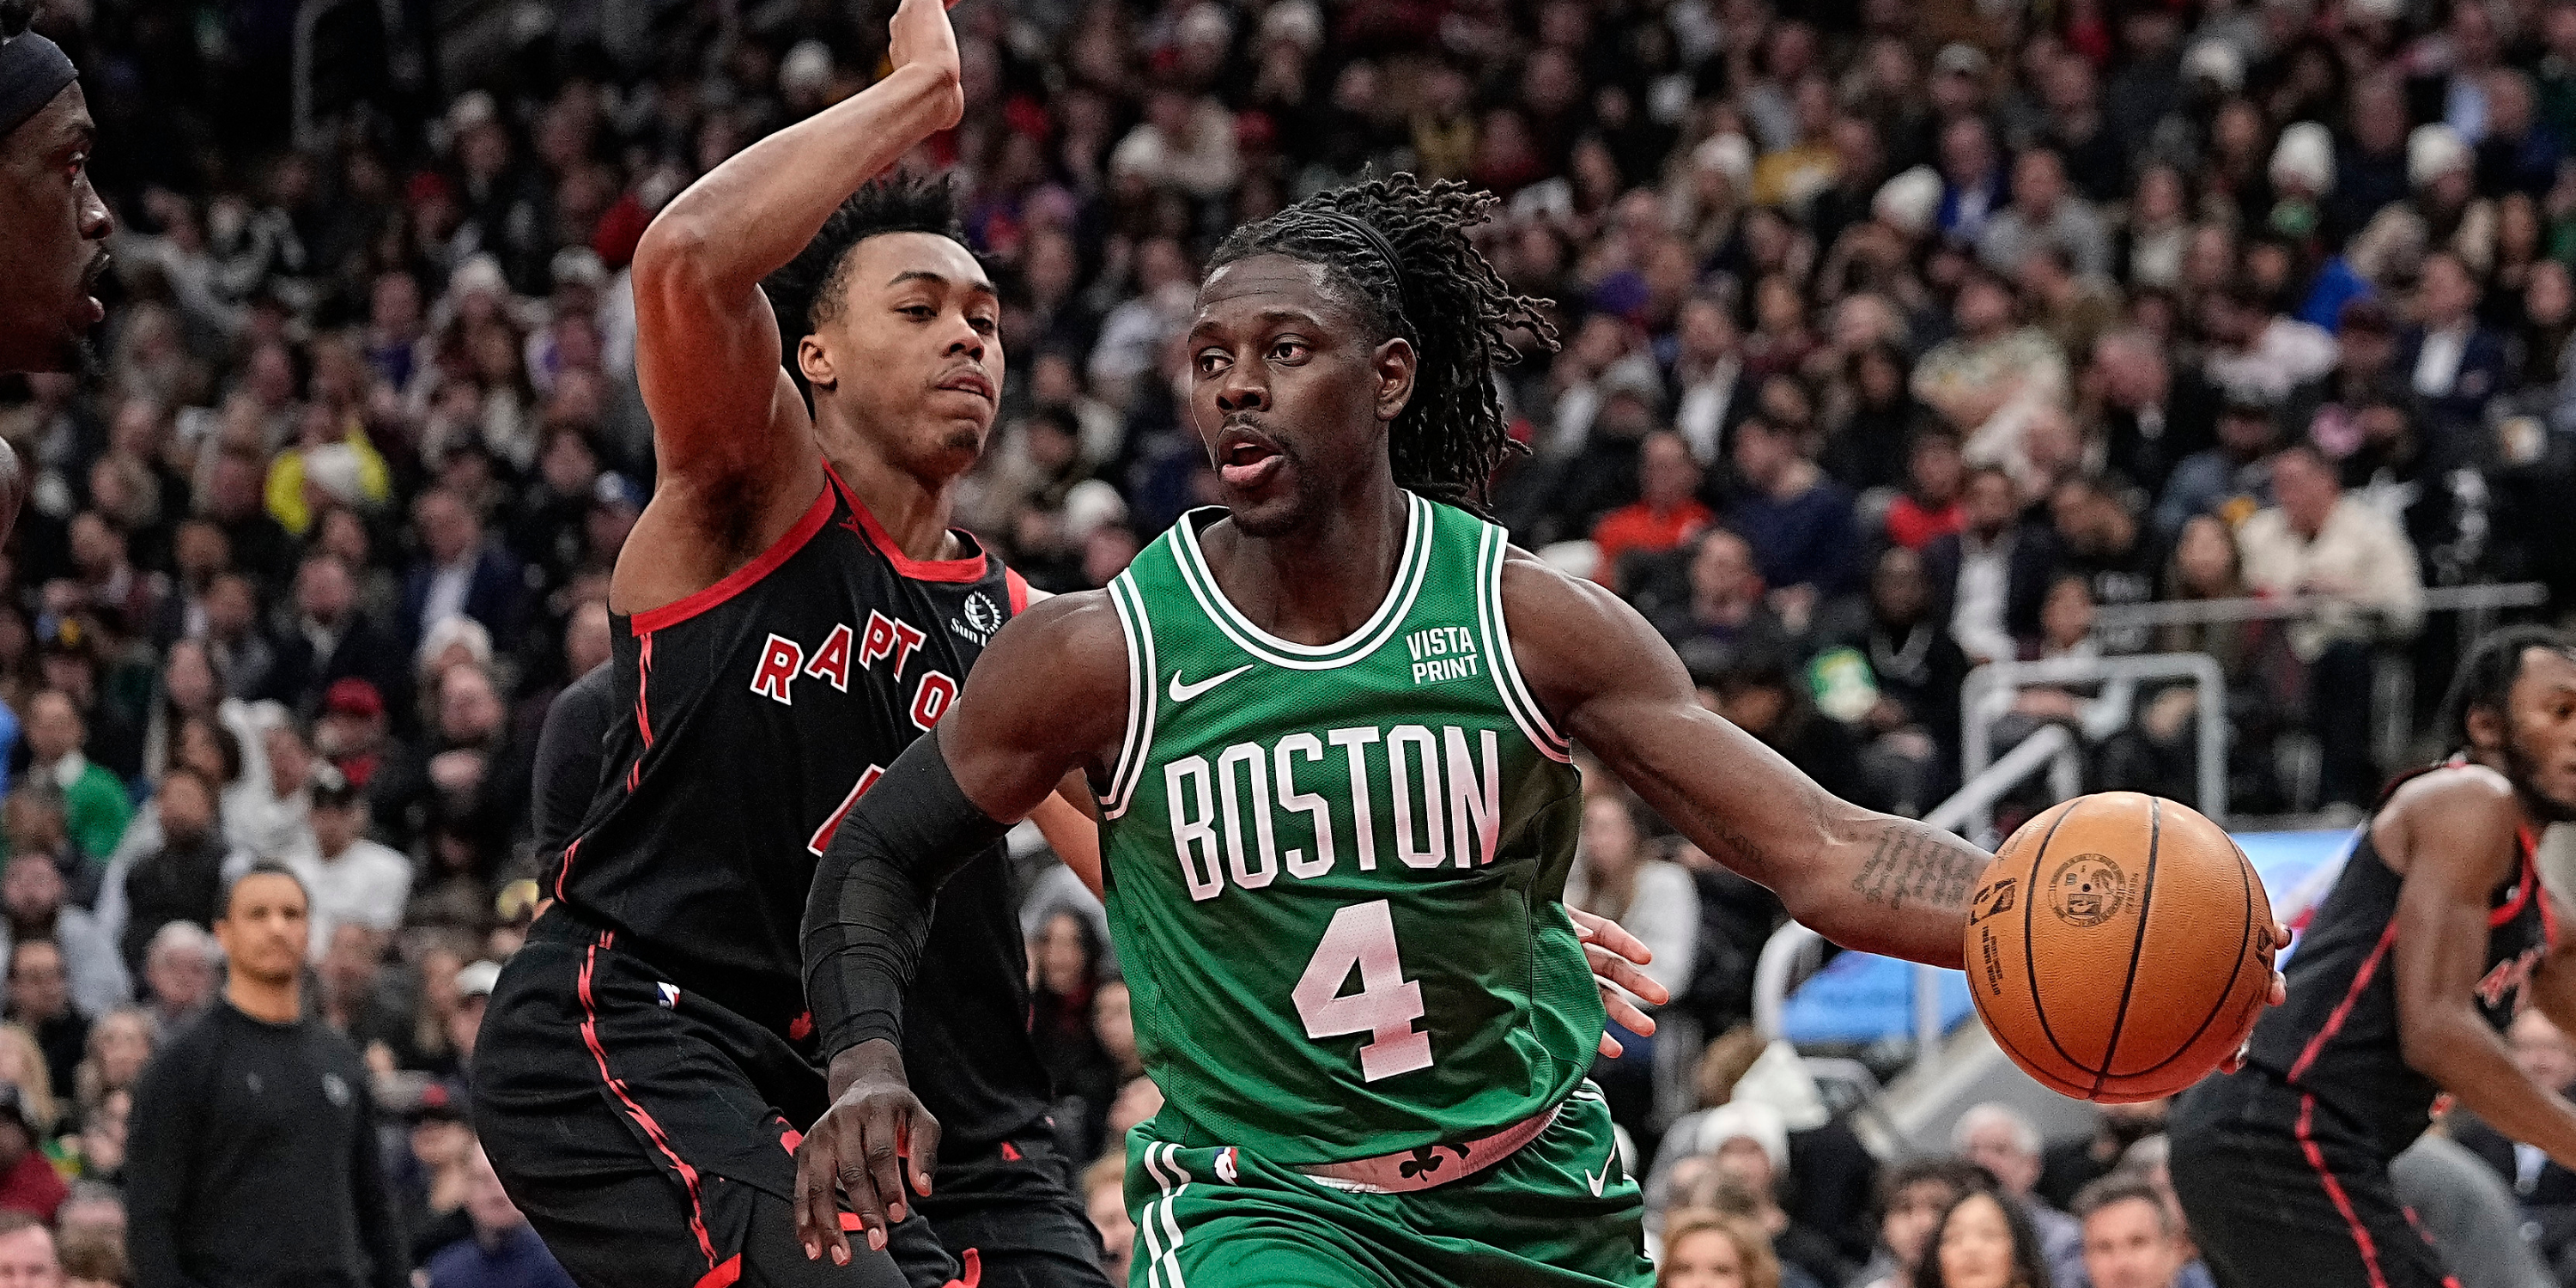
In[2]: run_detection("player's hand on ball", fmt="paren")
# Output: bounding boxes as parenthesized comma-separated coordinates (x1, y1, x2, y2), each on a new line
(797, 1039, 942, 1264)
(1570, 909, 1669, 1060)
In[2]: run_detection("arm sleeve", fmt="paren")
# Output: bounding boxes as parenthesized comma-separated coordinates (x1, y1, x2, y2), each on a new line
(801, 732, 1013, 1058)
(125, 1046, 212, 1288)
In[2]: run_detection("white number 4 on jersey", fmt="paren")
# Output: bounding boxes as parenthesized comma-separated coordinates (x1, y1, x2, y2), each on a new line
(1291, 900, 1434, 1081)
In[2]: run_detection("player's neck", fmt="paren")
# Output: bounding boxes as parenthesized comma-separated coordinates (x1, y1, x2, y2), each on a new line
(226, 972, 301, 1024)
(1210, 482, 1411, 646)
(823, 430, 963, 565)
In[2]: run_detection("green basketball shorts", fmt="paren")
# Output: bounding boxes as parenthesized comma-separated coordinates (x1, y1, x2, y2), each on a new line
(1120, 1084, 1653, 1288)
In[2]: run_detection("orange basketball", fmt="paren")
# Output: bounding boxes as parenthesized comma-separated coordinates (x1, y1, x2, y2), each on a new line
(1963, 792, 2277, 1103)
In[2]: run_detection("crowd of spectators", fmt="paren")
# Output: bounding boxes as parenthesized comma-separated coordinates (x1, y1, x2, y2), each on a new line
(10, 0, 2576, 1283)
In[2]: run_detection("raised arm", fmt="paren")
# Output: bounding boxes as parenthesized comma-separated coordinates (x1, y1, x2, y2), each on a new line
(2387, 772, 2576, 1166)
(620, 0, 965, 606)
(1507, 551, 1986, 969)
(795, 589, 1127, 1263)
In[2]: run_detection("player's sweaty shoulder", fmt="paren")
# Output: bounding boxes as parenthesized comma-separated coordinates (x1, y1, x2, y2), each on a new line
(1495, 544, 1677, 696)
(2376, 762, 2520, 879)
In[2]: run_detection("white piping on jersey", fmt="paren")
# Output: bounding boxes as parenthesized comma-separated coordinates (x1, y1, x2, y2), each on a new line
(1102, 574, 1160, 820)
(1167, 493, 1433, 670)
(1476, 522, 1574, 762)
(1139, 1142, 1192, 1288)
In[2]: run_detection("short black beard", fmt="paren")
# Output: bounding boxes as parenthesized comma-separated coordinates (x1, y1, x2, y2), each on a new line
(2502, 725, 2576, 824)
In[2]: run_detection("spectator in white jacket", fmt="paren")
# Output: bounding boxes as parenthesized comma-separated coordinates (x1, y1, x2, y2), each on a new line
(278, 768, 410, 962)
(2236, 442, 2425, 808)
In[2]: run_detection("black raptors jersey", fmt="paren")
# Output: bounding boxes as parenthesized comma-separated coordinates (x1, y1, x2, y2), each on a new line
(549, 462, 1049, 1150)
(2245, 780, 2555, 1157)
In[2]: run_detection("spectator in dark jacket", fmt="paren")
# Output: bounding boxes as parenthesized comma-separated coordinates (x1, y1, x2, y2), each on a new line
(1728, 412, 1865, 626)
(425, 1142, 577, 1288)
(262, 554, 406, 720)
(2393, 251, 2514, 459)
(1923, 466, 2057, 665)
(112, 769, 230, 981)
(398, 490, 525, 657)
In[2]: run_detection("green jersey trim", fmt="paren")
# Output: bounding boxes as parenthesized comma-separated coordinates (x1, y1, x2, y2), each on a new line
(1474, 523, 1573, 762)
(1101, 572, 1161, 820)
(1167, 494, 1434, 670)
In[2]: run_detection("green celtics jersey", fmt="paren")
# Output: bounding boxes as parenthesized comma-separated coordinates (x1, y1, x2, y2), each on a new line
(1095, 491, 1600, 1165)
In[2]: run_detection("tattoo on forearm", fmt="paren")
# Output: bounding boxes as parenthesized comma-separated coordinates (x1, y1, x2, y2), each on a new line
(1710, 815, 1769, 873)
(1851, 823, 1984, 913)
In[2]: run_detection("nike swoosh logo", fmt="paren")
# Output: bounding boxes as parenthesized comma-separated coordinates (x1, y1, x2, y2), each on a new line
(1169, 664, 1255, 702)
(1586, 1156, 1613, 1197)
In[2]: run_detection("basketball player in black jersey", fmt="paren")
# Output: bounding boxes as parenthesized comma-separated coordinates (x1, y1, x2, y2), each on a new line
(469, 3, 1109, 1287)
(2171, 625, 2576, 1288)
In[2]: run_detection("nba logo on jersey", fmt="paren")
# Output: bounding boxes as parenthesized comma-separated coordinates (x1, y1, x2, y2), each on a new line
(1214, 1146, 1239, 1184)
(657, 981, 682, 1008)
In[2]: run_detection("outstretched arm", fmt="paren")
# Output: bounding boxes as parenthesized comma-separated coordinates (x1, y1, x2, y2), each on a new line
(622, 0, 965, 604)
(1508, 553, 1986, 969)
(796, 590, 1127, 1262)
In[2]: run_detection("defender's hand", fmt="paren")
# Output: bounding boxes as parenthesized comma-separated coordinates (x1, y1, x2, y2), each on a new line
(2221, 916, 2293, 1073)
(796, 1039, 942, 1264)
(889, 0, 966, 131)
(1571, 909, 1670, 1059)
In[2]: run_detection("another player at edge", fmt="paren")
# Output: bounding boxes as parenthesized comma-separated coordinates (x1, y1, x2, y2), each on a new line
(2172, 627, 2576, 1288)
(793, 176, 2202, 1285)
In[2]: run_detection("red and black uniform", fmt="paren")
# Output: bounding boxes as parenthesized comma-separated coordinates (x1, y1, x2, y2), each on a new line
(2172, 769, 2555, 1288)
(473, 465, 1107, 1288)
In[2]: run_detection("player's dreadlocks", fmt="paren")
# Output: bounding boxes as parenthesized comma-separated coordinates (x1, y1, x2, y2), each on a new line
(1207, 173, 1558, 516)
(0, 2, 33, 39)
(763, 171, 969, 348)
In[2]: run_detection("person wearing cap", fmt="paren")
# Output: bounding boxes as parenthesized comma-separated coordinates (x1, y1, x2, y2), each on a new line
(318, 677, 391, 791)
(448, 960, 499, 1072)
(280, 764, 411, 964)
(1669, 1098, 1845, 1288)
(127, 863, 406, 1288)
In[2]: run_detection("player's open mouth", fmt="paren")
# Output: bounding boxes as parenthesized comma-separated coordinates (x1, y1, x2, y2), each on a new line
(934, 369, 994, 403)
(77, 251, 109, 325)
(1216, 425, 1285, 488)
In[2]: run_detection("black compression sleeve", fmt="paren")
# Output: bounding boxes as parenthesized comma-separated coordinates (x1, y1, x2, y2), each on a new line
(802, 732, 1012, 1058)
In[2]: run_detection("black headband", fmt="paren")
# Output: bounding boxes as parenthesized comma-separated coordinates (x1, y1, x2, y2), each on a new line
(0, 30, 76, 143)
(1308, 209, 1413, 334)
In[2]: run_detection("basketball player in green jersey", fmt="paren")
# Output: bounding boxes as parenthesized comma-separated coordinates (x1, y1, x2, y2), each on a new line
(797, 176, 2002, 1286)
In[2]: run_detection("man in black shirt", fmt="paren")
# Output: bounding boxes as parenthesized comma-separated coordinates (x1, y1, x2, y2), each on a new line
(126, 864, 405, 1288)
(526, 663, 611, 858)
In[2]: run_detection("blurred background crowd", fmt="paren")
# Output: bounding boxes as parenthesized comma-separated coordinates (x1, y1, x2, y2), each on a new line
(10, 0, 2576, 1284)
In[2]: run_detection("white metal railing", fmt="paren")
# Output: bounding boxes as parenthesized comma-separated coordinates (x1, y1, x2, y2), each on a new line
(1752, 723, 2080, 1058)
(2090, 581, 2547, 631)
(1961, 653, 2228, 839)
